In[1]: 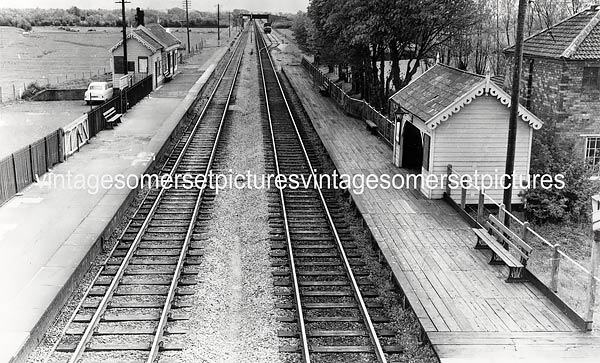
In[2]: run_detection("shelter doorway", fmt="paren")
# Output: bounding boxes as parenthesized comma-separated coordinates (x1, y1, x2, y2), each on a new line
(401, 122, 423, 170)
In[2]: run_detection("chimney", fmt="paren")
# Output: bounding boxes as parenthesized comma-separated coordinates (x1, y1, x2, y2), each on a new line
(135, 7, 145, 27)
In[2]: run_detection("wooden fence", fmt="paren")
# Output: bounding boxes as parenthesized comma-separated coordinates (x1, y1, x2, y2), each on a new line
(0, 74, 154, 206)
(0, 131, 62, 206)
(87, 96, 122, 138)
(126, 75, 153, 109)
(300, 57, 394, 145)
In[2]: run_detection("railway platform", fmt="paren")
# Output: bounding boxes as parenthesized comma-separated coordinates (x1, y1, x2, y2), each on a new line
(0, 47, 228, 363)
(282, 64, 600, 362)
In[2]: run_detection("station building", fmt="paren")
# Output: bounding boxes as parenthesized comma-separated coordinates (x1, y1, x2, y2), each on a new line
(109, 23, 181, 90)
(388, 64, 543, 203)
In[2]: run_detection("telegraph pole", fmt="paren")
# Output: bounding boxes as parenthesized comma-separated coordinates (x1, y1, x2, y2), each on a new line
(228, 11, 231, 38)
(217, 4, 220, 44)
(503, 0, 529, 214)
(183, 0, 191, 53)
(117, 0, 130, 75)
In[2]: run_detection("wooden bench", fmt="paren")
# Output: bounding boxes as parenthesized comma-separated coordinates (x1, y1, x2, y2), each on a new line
(472, 214, 533, 282)
(319, 83, 329, 97)
(365, 119, 378, 135)
(103, 107, 122, 129)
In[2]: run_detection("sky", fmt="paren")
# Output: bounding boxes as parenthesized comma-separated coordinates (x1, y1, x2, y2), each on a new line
(0, 0, 309, 14)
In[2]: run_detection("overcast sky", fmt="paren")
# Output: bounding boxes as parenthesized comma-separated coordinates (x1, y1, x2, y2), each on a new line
(0, 0, 309, 14)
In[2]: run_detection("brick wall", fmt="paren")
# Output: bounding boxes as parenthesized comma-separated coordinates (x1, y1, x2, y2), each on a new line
(505, 56, 600, 156)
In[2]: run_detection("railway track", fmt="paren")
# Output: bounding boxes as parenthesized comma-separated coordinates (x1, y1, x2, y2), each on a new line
(43, 26, 248, 363)
(255, 22, 402, 362)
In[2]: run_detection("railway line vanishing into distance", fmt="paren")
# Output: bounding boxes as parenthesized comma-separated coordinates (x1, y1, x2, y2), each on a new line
(39, 21, 403, 363)
(44, 25, 248, 363)
(257, 22, 402, 362)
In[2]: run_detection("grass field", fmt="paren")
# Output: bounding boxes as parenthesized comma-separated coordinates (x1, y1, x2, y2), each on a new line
(0, 25, 231, 102)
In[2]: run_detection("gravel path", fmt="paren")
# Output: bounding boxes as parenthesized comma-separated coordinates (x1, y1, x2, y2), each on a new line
(161, 29, 281, 363)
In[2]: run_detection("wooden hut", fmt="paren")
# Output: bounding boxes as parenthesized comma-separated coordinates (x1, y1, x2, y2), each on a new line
(388, 64, 543, 203)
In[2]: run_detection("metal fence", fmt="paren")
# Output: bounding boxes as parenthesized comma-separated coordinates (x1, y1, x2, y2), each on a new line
(301, 57, 395, 145)
(0, 131, 62, 205)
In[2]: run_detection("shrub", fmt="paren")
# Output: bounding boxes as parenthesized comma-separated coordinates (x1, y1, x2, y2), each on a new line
(521, 129, 599, 224)
(21, 82, 47, 100)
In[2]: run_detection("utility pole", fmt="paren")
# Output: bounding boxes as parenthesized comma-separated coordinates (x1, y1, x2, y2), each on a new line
(217, 4, 220, 44)
(183, 0, 191, 53)
(117, 0, 130, 75)
(503, 0, 529, 215)
(228, 11, 231, 38)
(496, 0, 500, 75)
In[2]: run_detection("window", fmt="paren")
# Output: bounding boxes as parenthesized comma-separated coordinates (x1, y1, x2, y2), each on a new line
(113, 56, 135, 73)
(114, 56, 125, 74)
(138, 57, 148, 73)
(582, 67, 600, 90)
(586, 136, 600, 166)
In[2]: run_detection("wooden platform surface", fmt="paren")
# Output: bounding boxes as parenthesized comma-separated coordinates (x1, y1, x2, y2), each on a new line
(283, 65, 600, 362)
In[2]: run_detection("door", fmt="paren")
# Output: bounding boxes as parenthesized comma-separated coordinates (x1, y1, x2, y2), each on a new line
(167, 52, 172, 73)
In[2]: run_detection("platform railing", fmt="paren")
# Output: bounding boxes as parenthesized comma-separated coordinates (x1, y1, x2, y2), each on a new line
(63, 115, 89, 159)
(445, 164, 600, 330)
(301, 57, 394, 145)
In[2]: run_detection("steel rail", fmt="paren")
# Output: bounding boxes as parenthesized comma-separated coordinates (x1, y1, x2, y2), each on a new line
(42, 185, 154, 363)
(44, 76, 205, 362)
(66, 29, 248, 363)
(146, 28, 247, 363)
(255, 22, 311, 363)
(256, 23, 387, 363)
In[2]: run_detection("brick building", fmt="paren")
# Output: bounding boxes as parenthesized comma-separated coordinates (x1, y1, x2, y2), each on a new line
(504, 5, 600, 165)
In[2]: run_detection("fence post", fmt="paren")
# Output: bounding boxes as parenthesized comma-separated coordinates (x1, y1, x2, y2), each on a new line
(44, 136, 49, 171)
(477, 189, 485, 223)
(587, 195, 600, 327)
(58, 129, 65, 163)
(586, 231, 599, 326)
(550, 243, 561, 293)
(498, 203, 505, 224)
(11, 154, 18, 193)
(446, 164, 452, 197)
(28, 145, 34, 182)
(460, 183, 467, 209)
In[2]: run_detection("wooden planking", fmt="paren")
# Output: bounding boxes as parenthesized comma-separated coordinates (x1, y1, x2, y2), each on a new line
(281, 64, 599, 361)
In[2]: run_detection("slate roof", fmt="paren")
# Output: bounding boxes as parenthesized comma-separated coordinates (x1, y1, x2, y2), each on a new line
(133, 29, 163, 51)
(110, 24, 181, 53)
(145, 23, 181, 48)
(389, 64, 484, 122)
(504, 5, 600, 60)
